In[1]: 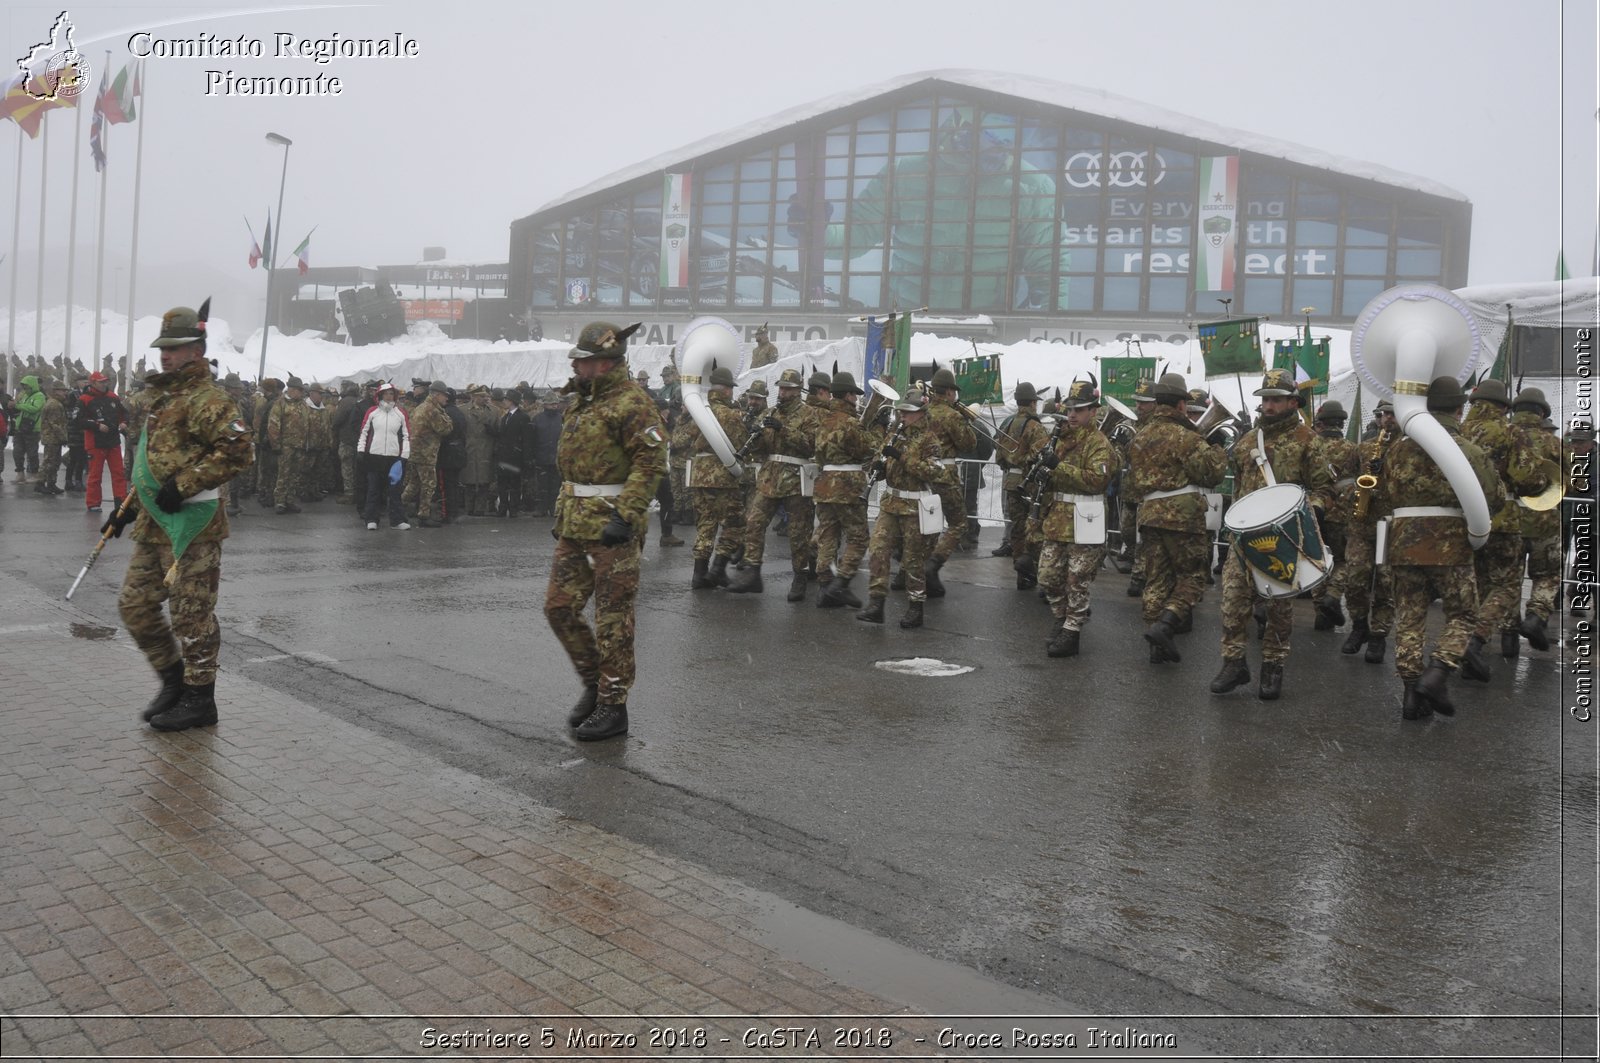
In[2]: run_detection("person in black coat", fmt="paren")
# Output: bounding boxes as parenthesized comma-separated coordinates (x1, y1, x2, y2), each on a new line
(489, 388, 530, 517)
(438, 390, 469, 521)
(527, 391, 564, 518)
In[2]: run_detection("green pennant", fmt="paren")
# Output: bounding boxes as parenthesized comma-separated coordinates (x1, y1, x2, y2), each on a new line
(132, 428, 218, 564)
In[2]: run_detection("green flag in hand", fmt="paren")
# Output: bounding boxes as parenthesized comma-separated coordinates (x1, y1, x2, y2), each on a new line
(132, 428, 218, 565)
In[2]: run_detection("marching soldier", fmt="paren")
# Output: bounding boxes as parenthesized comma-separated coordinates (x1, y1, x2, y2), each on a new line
(923, 368, 976, 597)
(1510, 388, 1563, 653)
(1309, 401, 1360, 630)
(1210, 368, 1334, 701)
(266, 377, 311, 514)
(105, 302, 255, 731)
(1377, 377, 1499, 718)
(726, 368, 819, 601)
(1035, 380, 1116, 657)
(405, 381, 455, 527)
(859, 390, 942, 628)
(1118, 379, 1157, 591)
(544, 322, 666, 741)
(682, 366, 749, 589)
(1339, 400, 1399, 663)
(992, 382, 1051, 580)
(813, 371, 881, 609)
(1128, 373, 1228, 663)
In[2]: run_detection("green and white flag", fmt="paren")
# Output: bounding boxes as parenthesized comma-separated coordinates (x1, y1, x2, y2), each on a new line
(1195, 156, 1238, 292)
(132, 429, 218, 565)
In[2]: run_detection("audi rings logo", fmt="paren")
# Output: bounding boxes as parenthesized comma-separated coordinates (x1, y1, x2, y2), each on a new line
(1064, 150, 1167, 189)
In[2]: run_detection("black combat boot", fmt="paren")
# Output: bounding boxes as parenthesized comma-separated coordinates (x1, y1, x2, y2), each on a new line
(1313, 597, 1345, 631)
(990, 541, 1013, 557)
(1340, 619, 1370, 655)
(899, 601, 924, 629)
(1460, 635, 1493, 682)
(1015, 556, 1037, 591)
(1520, 612, 1551, 652)
(725, 564, 763, 594)
(804, 559, 818, 581)
(1126, 576, 1145, 598)
(786, 571, 807, 602)
(1210, 657, 1251, 694)
(835, 575, 861, 608)
(659, 531, 684, 547)
(149, 682, 217, 731)
(856, 596, 885, 624)
(1144, 610, 1182, 663)
(1257, 662, 1284, 701)
(574, 702, 628, 741)
(140, 662, 186, 722)
(567, 685, 598, 728)
(1046, 625, 1080, 658)
(1401, 680, 1429, 720)
(818, 574, 859, 609)
(1415, 661, 1456, 716)
(690, 557, 713, 590)
(709, 555, 731, 587)
(1364, 634, 1388, 664)
(924, 556, 947, 598)
(890, 568, 906, 590)
(1501, 630, 1521, 658)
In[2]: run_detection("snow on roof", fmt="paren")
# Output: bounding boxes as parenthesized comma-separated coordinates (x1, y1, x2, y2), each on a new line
(528, 68, 1466, 219)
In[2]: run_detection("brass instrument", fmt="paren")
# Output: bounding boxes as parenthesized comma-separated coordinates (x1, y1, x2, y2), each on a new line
(1352, 425, 1392, 522)
(1192, 396, 1242, 448)
(1518, 459, 1566, 512)
(858, 379, 899, 427)
(1021, 416, 1066, 520)
(862, 418, 910, 499)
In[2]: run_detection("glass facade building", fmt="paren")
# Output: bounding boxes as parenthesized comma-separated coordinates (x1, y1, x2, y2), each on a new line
(510, 74, 1470, 335)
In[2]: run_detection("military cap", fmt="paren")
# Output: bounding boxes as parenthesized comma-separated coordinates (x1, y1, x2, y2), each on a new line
(411, 377, 429, 388)
(285, 376, 305, 390)
(262, 377, 283, 390)
(1470, 378, 1510, 406)
(222, 372, 243, 389)
(149, 301, 210, 348)
(1374, 398, 1395, 415)
(830, 370, 861, 395)
(543, 391, 563, 405)
(571, 320, 641, 360)
(1571, 421, 1596, 442)
(1512, 387, 1551, 417)
(929, 367, 959, 391)
(661, 364, 678, 378)
(429, 379, 448, 394)
(1133, 377, 1155, 403)
(46, 378, 65, 391)
(1150, 372, 1189, 402)
(755, 322, 769, 336)
(746, 379, 769, 397)
(1014, 381, 1037, 404)
(1542, 417, 1557, 430)
(709, 366, 736, 388)
(893, 390, 928, 413)
(490, 387, 506, 401)
(775, 368, 803, 389)
(341, 380, 359, 394)
(1425, 376, 1468, 411)
(1254, 368, 1298, 396)
(468, 383, 490, 395)
(308, 382, 325, 394)
(1060, 380, 1102, 408)
(806, 370, 831, 392)
(1314, 400, 1347, 423)
(1186, 388, 1210, 413)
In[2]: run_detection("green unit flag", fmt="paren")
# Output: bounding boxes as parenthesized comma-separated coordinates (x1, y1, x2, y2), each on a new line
(1272, 337, 1331, 395)
(132, 429, 218, 567)
(1198, 317, 1263, 377)
(952, 354, 1003, 404)
(1097, 356, 1157, 402)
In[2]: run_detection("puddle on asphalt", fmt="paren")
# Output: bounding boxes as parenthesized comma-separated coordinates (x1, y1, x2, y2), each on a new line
(874, 657, 975, 677)
(69, 623, 117, 640)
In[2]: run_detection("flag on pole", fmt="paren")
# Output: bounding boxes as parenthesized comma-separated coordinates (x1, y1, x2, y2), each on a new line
(1, 72, 77, 138)
(261, 217, 272, 267)
(98, 63, 137, 124)
(246, 216, 262, 268)
(862, 313, 910, 398)
(89, 69, 107, 171)
(292, 231, 313, 275)
(1555, 249, 1571, 282)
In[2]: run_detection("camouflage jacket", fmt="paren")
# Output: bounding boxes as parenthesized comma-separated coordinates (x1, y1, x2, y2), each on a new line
(1462, 404, 1548, 535)
(408, 399, 454, 464)
(1377, 412, 1499, 566)
(1126, 405, 1227, 534)
(1040, 424, 1114, 543)
(995, 411, 1050, 490)
(461, 403, 498, 483)
(39, 396, 67, 445)
(1311, 428, 1361, 525)
(812, 396, 881, 503)
(305, 401, 333, 450)
(749, 340, 779, 369)
(1512, 411, 1561, 538)
(925, 399, 975, 487)
(749, 395, 818, 499)
(554, 361, 666, 539)
(683, 391, 748, 491)
(669, 417, 695, 473)
(252, 392, 280, 450)
(1232, 411, 1333, 506)
(268, 397, 315, 451)
(1347, 430, 1398, 530)
(129, 360, 255, 545)
(880, 420, 943, 517)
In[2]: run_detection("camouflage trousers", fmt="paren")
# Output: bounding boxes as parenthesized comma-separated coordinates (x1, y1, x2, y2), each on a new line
(1220, 550, 1293, 664)
(1004, 487, 1038, 562)
(1335, 525, 1394, 634)
(1119, 499, 1142, 576)
(930, 479, 967, 563)
(1039, 541, 1105, 631)
(1524, 533, 1563, 620)
(39, 442, 62, 487)
(256, 447, 277, 506)
(691, 487, 745, 561)
(671, 463, 695, 526)
(868, 510, 929, 602)
(813, 500, 870, 579)
(1472, 531, 1526, 638)
(1138, 525, 1211, 625)
(1311, 522, 1347, 607)
(743, 492, 813, 571)
(274, 448, 307, 507)
(339, 444, 357, 500)
(1392, 563, 1476, 680)
(118, 538, 223, 686)
(403, 460, 443, 520)
(544, 535, 642, 708)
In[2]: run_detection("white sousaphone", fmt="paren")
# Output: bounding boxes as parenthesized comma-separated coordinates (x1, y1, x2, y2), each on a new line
(676, 316, 745, 477)
(1349, 283, 1491, 549)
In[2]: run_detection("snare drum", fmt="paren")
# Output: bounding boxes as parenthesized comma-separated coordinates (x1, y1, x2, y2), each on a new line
(1222, 483, 1332, 598)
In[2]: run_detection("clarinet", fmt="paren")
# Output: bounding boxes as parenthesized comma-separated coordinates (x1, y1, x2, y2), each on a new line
(862, 420, 909, 500)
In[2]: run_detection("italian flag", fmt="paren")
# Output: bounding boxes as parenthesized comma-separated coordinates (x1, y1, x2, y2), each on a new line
(292, 231, 312, 275)
(98, 62, 138, 125)
(1195, 156, 1238, 292)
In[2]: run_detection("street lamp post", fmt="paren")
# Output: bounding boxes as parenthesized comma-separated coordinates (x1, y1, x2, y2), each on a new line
(258, 132, 292, 382)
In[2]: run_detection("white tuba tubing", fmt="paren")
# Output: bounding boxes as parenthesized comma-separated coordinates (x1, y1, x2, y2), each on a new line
(676, 316, 743, 475)
(1392, 330, 1492, 550)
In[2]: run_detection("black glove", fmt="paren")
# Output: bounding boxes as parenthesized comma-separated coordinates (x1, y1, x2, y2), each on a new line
(100, 506, 135, 539)
(155, 476, 185, 514)
(599, 514, 633, 547)
(868, 459, 887, 480)
(881, 444, 902, 461)
(762, 416, 782, 433)
(1234, 413, 1253, 433)
(874, 407, 891, 427)
(1037, 448, 1060, 469)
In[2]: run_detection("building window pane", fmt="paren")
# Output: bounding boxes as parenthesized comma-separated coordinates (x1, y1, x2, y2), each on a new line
(1294, 220, 1339, 246)
(1057, 275, 1093, 312)
(705, 162, 734, 183)
(825, 134, 850, 156)
(739, 157, 772, 180)
(1292, 278, 1334, 313)
(1243, 278, 1284, 315)
(1103, 276, 1140, 310)
(1340, 278, 1386, 316)
(1343, 249, 1388, 274)
(1295, 182, 1338, 216)
(896, 103, 933, 130)
(1149, 276, 1189, 312)
(1396, 248, 1442, 276)
(895, 130, 930, 153)
(1344, 222, 1389, 246)
(736, 203, 769, 226)
(703, 182, 734, 204)
(1396, 215, 1443, 246)
(855, 132, 890, 154)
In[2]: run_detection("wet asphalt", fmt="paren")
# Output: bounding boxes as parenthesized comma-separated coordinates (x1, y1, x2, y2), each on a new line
(5, 481, 1595, 1058)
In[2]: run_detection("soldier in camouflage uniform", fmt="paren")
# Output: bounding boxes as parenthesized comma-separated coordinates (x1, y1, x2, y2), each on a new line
(1035, 381, 1116, 657)
(1377, 377, 1500, 719)
(103, 304, 254, 732)
(1510, 388, 1563, 654)
(404, 381, 455, 527)
(1309, 401, 1360, 630)
(1210, 368, 1335, 701)
(1117, 380, 1156, 591)
(859, 391, 943, 628)
(253, 378, 283, 508)
(34, 380, 68, 494)
(1128, 373, 1228, 664)
(220, 374, 252, 514)
(266, 377, 311, 514)
(992, 382, 1051, 581)
(304, 384, 334, 501)
(923, 368, 976, 597)
(749, 324, 779, 369)
(544, 322, 666, 742)
(682, 366, 749, 589)
(726, 368, 819, 601)
(813, 371, 882, 609)
(1338, 401, 1399, 663)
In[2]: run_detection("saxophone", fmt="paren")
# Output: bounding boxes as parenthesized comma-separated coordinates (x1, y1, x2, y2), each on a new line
(1352, 425, 1391, 521)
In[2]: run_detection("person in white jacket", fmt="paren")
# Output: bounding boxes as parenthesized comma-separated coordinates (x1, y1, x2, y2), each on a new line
(357, 382, 412, 530)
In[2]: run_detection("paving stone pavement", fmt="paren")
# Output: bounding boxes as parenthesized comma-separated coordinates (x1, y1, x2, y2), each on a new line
(0, 571, 964, 1060)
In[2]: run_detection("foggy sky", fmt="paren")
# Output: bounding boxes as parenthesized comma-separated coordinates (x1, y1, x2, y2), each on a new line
(1, 0, 1594, 348)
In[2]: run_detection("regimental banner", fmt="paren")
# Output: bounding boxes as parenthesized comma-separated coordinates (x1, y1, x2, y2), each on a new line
(952, 354, 1003, 405)
(660, 173, 692, 289)
(1198, 317, 1263, 377)
(403, 299, 465, 322)
(1097, 356, 1157, 403)
(1273, 337, 1331, 395)
(1195, 156, 1239, 292)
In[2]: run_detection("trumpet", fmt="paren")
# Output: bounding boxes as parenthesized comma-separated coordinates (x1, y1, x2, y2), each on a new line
(858, 379, 899, 427)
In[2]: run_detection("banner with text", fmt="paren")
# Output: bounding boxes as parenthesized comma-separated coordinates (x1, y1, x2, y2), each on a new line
(660, 173, 693, 289)
(404, 299, 465, 322)
(1195, 156, 1239, 292)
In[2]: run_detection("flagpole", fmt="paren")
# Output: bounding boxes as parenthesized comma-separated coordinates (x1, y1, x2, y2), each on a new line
(6, 133, 23, 394)
(90, 120, 109, 365)
(63, 88, 84, 363)
(122, 62, 146, 392)
(33, 107, 50, 363)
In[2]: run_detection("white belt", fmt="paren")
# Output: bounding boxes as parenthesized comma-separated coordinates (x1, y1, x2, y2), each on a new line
(563, 482, 625, 498)
(937, 458, 961, 467)
(822, 464, 864, 472)
(766, 454, 808, 466)
(1052, 492, 1101, 505)
(188, 488, 220, 503)
(1392, 506, 1463, 518)
(1334, 477, 1356, 490)
(884, 486, 930, 499)
(1142, 485, 1204, 501)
